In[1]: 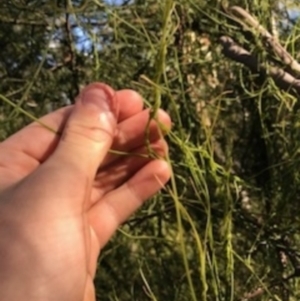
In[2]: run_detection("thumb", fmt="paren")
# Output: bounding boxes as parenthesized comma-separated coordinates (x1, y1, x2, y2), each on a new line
(52, 83, 118, 177)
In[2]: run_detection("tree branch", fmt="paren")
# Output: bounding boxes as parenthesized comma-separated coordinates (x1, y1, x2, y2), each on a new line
(219, 36, 300, 96)
(0, 16, 48, 26)
(229, 6, 300, 75)
(64, 12, 80, 99)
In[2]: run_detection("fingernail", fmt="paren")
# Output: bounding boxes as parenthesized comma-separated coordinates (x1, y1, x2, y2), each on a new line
(81, 86, 113, 112)
(81, 86, 117, 132)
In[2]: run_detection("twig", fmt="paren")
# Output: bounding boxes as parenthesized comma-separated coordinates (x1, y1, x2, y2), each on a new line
(64, 12, 80, 99)
(0, 16, 48, 26)
(49, 56, 72, 72)
(242, 287, 264, 300)
(229, 6, 300, 75)
(219, 36, 300, 96)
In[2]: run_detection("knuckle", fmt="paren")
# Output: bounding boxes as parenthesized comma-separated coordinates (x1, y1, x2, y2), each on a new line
(63, 121, 112, 145)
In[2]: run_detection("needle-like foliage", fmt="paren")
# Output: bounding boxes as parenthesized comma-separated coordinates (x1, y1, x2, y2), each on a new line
(1, 0, 300, 300)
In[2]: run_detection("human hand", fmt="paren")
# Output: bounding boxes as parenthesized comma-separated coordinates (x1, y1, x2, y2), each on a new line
(0, 83, 171, 301)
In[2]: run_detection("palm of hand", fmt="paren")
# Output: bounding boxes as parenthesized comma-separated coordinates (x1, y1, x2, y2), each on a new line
(0, 87, 171, 301)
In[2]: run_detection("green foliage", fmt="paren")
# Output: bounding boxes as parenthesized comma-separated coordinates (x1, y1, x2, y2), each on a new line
(1, 0, 300, 300)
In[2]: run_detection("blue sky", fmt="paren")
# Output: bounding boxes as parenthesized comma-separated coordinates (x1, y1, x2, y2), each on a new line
(74, 0, 129, 52)
(105, 0, 131, 4)
(73, 1, 300, 52)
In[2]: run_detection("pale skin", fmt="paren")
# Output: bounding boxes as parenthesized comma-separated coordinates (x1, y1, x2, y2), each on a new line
(0, 83, 171, 301)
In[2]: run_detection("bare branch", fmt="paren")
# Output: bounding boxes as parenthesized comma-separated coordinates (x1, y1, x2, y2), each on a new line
(242, 287, 264, 300)
(64, 13, 80, 99)
(0, 16, 48, 26)
(220, 36, 300, 96)
(229, 6, 300, 75)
